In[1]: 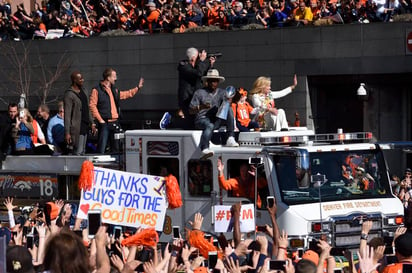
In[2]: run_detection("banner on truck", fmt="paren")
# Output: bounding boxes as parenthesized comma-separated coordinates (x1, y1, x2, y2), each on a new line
(0, 174, 58, 198)
(214, 204, 255, 233)
(77, 167, 167, 231)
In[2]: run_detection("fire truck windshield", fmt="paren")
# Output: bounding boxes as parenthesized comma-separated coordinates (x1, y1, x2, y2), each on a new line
(273, 149, 393, 205)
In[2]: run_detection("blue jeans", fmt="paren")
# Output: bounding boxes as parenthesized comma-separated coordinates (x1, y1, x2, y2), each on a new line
(195, 108, 235, 150)
(236, 120, 259, 132)
(97, 122, 120, 154)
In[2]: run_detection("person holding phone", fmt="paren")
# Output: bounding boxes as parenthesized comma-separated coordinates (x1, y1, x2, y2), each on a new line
(12, 108, 35, 155)
(381, 231, 412, 273)
(217, 159, 268, 207)
(42, 226, 110, 273)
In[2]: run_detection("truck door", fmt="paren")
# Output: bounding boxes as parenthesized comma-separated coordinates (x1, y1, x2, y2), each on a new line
(184, 157, 216, 234)
(211, 153, 271, 233)
(140, 137, 183, 240)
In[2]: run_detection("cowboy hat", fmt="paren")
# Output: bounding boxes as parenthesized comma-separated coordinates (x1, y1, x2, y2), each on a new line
(201, 69, 225, 83)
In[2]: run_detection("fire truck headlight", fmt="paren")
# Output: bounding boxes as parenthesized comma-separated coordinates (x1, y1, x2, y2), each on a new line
(311, 222, 331, 233)
(385, 216, 403, 226)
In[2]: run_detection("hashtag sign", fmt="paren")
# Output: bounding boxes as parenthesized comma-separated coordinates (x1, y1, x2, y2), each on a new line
(215, 210, 225, 221)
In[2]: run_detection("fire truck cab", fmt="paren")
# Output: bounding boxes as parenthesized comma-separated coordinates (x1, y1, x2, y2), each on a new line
(124, 128, 404, 250)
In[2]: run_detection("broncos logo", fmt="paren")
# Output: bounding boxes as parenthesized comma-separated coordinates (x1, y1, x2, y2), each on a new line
(13, 181, 32, 191)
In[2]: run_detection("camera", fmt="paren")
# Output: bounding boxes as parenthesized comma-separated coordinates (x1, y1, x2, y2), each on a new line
(198, 49, 223, 59)
(207, 52, 223, 58)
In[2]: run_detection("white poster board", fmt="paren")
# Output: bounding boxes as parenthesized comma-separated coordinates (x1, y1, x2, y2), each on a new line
(214, 204, 255, 233)
(77, 167, 167, 231)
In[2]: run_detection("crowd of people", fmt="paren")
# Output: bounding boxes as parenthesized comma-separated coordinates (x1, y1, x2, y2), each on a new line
(2, 191, 412, 273)
(392, 168, 412, 211)
(0, 0, 410, 41)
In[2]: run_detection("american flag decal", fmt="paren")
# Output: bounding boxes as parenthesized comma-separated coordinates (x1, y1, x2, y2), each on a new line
(147, 141, 179, 156)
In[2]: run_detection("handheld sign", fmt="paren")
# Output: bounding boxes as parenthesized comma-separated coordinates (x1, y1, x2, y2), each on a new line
(77, 167, 167, 231)
(214, 204, 255, 233)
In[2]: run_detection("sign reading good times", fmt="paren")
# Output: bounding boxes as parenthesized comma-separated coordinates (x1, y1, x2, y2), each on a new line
(77, 167, 167, 230)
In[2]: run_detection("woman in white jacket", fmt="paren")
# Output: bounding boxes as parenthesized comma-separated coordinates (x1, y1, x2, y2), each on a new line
(249, 75, 297, 131)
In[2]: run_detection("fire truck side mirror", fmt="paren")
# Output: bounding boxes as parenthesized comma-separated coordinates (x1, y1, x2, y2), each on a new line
(311, 174, 326, 187)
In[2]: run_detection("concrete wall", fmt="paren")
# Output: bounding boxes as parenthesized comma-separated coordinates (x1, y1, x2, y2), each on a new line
(0, 22, 411, 134)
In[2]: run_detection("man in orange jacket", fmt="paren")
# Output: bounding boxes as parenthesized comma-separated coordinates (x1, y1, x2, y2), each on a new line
(144, 2, 161, 33)
(217, 158, 268, 207)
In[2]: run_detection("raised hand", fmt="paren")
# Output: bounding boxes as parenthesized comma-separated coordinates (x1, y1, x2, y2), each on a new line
(4, 197, 16, 211)
(357, 246, 380, 273)
(191, 213, 203, 230)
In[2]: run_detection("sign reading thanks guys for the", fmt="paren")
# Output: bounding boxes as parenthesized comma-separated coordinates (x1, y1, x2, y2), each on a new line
(77, 167, 167, 231)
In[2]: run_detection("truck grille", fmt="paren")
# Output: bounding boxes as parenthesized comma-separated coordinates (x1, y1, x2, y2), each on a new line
(331, 213, 382, 248)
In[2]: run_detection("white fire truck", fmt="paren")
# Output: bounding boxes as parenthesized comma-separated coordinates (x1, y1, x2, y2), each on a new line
(124, 128, 405, 250)
(0, 128, 406, 251)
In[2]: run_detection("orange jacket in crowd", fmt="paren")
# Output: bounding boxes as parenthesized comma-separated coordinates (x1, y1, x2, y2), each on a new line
(382, 262, 412, 273)
(218, 174, 268, 207)
(146, 9, 161, 33)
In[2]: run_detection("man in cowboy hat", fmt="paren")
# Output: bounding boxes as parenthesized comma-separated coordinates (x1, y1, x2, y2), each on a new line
(189, 69, 239, 157)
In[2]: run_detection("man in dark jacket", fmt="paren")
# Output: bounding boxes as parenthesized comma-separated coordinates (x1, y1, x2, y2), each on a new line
(64, 71, 95, 155)
(177, 47, 215, 129)
(0, 102, 18, 159)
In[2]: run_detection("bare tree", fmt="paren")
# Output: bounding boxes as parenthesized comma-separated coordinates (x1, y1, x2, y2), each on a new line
(35, 49, 72, 105)
(0, 42, 31, 106)
(0, 41, 71, 108)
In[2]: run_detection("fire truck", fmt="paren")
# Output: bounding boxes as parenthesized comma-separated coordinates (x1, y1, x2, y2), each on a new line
(0, 128, 406, 251)
(123, 128, 405, 250)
